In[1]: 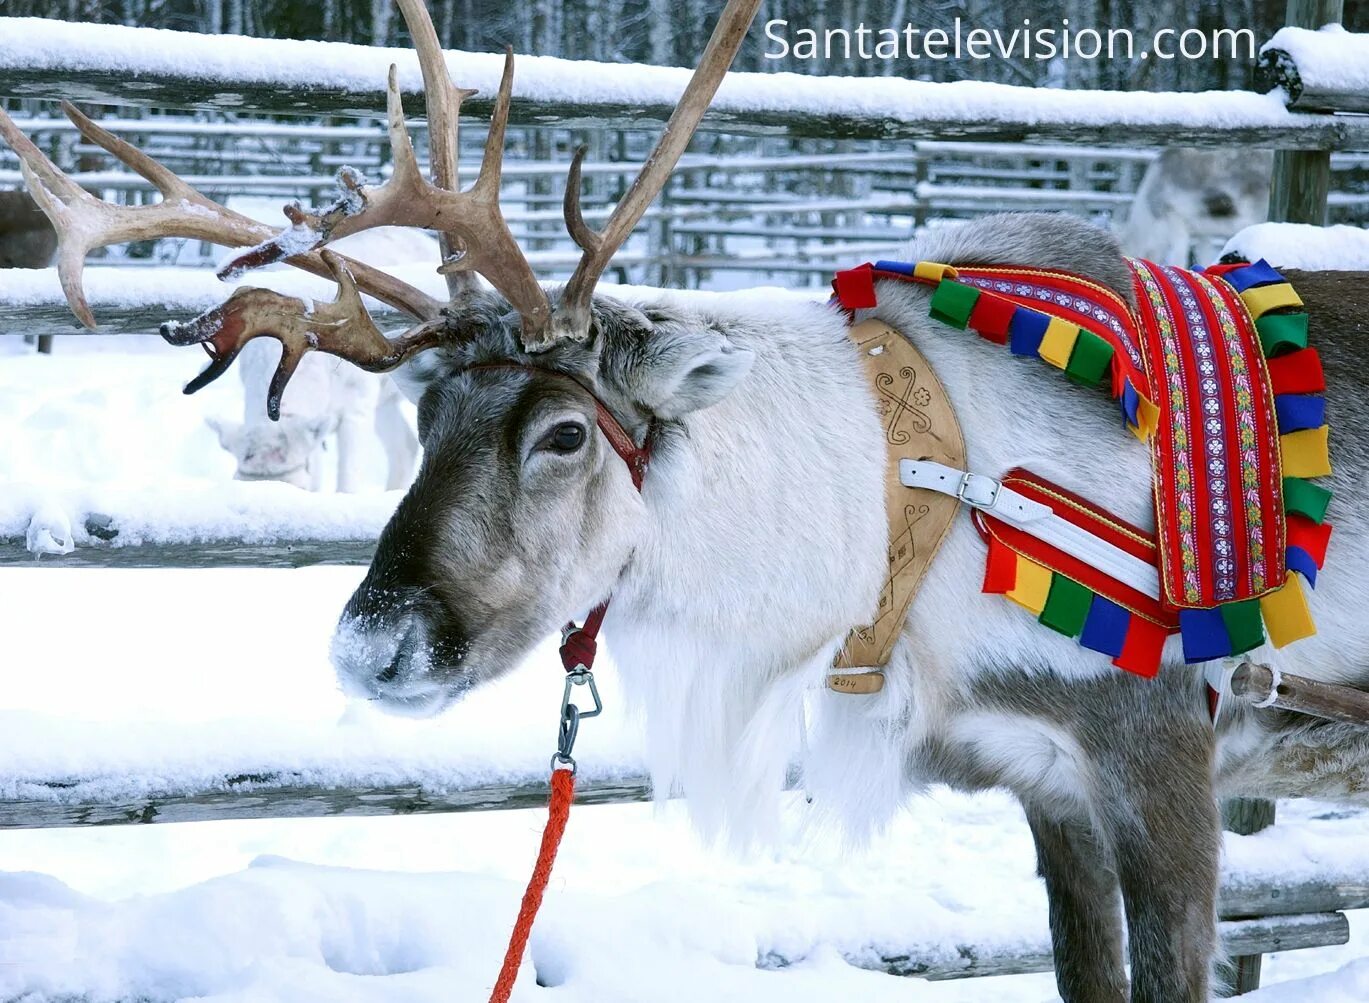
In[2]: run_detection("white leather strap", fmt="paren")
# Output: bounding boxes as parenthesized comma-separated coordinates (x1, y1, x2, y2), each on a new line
(900, 459, 1162, 601)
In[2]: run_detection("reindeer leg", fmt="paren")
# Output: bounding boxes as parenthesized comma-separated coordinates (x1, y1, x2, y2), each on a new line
(1025, 805, 1128, 1003)
(1094, 711, 1220, 1003)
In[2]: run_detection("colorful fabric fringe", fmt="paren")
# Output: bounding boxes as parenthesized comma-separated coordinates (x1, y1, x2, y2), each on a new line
(832, 255, 1334, 672)
(974, 469, 1176, 677)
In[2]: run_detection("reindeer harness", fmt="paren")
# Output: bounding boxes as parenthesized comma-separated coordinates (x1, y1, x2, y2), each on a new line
(830, 257, 1333, 692)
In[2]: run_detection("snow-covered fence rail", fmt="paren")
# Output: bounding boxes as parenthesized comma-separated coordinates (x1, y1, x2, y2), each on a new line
(3, 18, 1369, 150)
(1262, 25, 1369, 114)
(0, 769, 1355, 978)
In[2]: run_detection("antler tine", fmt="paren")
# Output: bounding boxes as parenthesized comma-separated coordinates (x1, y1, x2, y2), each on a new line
(385, 64, 424, 188)
(162, 249, 453, 419)
(61, 101, 199, 203)
(469, 48, 516, 200)
(394, 0, 479, 298)
(542, 0, 761, 351)
(562, 145, 600, 254)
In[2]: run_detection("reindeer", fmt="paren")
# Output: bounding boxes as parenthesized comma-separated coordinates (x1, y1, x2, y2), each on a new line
(4, 3, 1368, 1000)
(1117, 148, 1274, 266)
(209, 338, 419, 492)
(0, 189, 57, 268)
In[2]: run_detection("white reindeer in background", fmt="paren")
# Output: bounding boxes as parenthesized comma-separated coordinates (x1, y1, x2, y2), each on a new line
(209, 338, 419, 492)
(1118, 148, 1274, 265)
(5, 2, 1368, 1000)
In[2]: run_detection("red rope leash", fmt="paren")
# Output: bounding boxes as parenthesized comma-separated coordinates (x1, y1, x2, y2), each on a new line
(487, 767, 576, 1003)
(475, 361, 648, 1000)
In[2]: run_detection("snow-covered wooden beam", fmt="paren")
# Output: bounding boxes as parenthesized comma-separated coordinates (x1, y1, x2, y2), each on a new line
(0, 773, 653, 829)
(0, 775, 1354, 977)
(2, 18, 1367, 150)
(861, 913, 1348, 980)
(1262, 26, 1369, 114)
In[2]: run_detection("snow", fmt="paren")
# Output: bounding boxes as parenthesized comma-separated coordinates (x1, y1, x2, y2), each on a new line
(1263, 24, 1369, 98)
(1224, 223, 1369, 271)
(2, 561, 1369, 1000)
(0, 17, 1320, 134)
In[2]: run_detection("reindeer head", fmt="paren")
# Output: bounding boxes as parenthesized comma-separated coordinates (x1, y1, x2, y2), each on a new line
(332, 295, 754, 713)
(0, 0, 761, 714)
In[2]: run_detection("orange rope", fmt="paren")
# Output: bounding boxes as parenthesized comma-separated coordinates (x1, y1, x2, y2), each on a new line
(488, 767, 576, 1003)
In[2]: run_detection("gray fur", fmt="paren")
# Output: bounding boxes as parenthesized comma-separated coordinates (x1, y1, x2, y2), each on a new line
(330, 211, 1369, 1001)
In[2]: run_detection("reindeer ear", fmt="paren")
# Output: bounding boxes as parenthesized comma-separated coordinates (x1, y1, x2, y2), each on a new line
(634, 330, 755, 420)
(206, 415, 242, 450)
(390, 353, 445, 405)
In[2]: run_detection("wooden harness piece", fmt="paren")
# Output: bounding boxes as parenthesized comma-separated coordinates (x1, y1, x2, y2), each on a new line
(830, 319, 966, 692)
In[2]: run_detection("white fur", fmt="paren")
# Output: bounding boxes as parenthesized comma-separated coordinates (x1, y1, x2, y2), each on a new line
(596, 223, 1367, 843)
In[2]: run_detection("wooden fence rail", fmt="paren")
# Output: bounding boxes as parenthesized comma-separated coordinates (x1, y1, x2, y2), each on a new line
(3, 20, 1369, 150)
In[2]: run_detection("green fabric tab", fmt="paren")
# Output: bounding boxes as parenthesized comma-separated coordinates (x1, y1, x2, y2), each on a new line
(1039, 574, 1093, 638)
(929, 279, 980, 330)
(1256, 312, 1309, 357)
(1283, 476, 1332, 524)
(1220, 599, 1265, 655)
(1065, 330, 1115, 387)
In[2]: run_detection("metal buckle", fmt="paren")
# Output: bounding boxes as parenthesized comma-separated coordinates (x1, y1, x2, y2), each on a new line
(955, 472, 1000, 509)
(551, 667, 603, 773)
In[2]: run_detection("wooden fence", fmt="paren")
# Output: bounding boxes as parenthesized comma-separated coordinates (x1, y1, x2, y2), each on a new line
(1, 0, 1367, 992)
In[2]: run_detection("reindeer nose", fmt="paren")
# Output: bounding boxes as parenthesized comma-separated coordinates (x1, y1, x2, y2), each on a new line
(1203, 192, 1237, 218)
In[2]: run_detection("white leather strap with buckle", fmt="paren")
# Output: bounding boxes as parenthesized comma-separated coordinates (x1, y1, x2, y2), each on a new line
(899, 459, 1162, 601)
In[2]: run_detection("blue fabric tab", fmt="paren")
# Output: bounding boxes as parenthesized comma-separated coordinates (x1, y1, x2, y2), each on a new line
(1079, 595, 1131, 658)
(1009, 307, 1050, 357)
(1275, 393, 1326, 433)
(1122, 378, 1142, 427)
(873, 260, 915, 276)
(1224, 259, 1284, 292)
(1287, 545, 1319, 588)
(1180, 607, 1233, 664)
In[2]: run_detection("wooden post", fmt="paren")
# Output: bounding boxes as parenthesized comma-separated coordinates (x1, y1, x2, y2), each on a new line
(1219, 3, 1343, 994)
(1217, 797, 1280, 994)
(1268, 0, 1344, 225)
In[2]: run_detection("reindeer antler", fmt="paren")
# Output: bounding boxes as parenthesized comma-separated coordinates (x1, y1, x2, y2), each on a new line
(217, 54, 552, 344)
(0, 103, 441, 328)
(162, 251, 452, 419)
(0, 0, 762, 415)
(546, 0, 762, 351)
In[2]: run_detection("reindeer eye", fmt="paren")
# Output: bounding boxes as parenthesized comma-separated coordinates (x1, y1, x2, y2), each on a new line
(546, 422, 586, 453)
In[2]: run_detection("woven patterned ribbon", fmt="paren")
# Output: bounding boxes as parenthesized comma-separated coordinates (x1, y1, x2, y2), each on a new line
(831, 255, 1333, 669)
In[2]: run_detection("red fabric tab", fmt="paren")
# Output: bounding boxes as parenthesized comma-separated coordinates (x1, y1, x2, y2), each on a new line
(968, 292, 1016, 345)
(1114, 616, 1166, 678)
(832, 264, 877, 309)
(982, 535, 1019, 593)
(1267, 348, 1326, 396)
(1286, 514, 1333, 568)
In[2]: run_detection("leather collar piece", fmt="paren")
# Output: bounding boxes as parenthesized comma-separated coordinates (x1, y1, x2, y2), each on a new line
(830, 319, 966, 691)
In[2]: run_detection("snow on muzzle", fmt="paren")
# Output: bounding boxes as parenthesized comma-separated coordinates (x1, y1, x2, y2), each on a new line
(330, 591, 471, 717)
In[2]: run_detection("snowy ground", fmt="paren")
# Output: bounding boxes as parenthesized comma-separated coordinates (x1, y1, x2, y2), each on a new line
(4, 564, 1369, 1002)
(4, 279, 1369, 1000)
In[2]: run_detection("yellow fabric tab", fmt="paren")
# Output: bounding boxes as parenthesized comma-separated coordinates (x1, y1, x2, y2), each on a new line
(1260, 572, 1316, 649)
(1130, 394, 1161, 442)
(1240, 282, 1303, 319)
(1038, 318, 1080, 369)
(914, 261, 959, 283)
(1281, 425, 1332, 478)
(1006, 555, 1053, 615)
